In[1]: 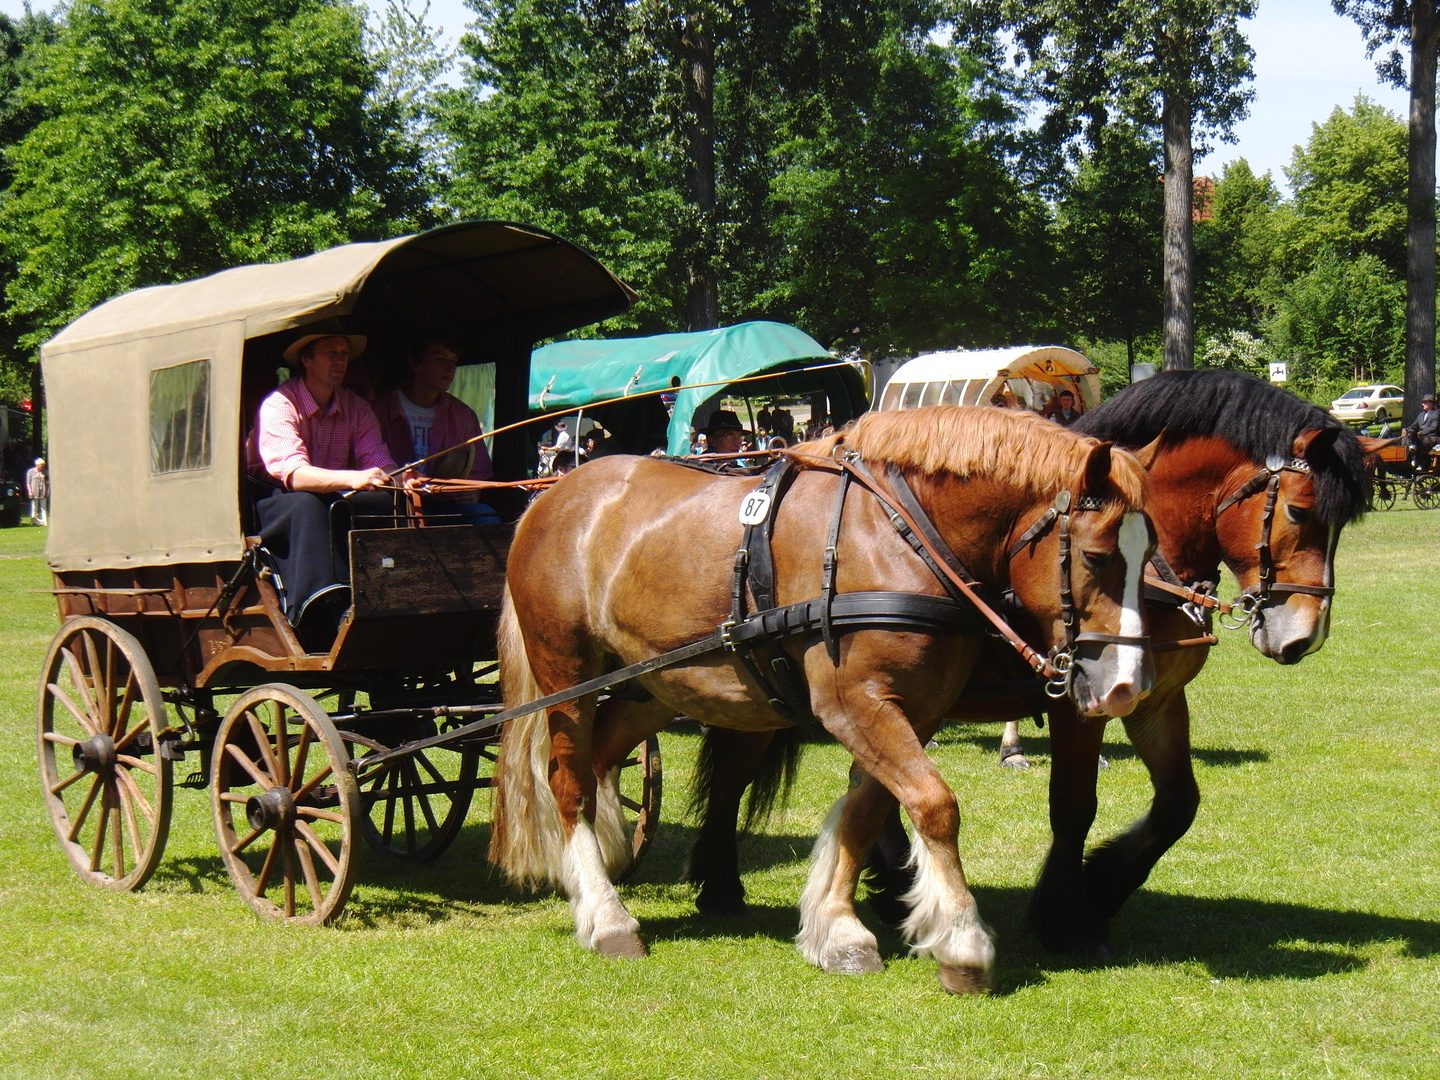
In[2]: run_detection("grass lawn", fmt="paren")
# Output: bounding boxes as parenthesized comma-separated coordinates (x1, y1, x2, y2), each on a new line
(1, 509, 1438, 1079)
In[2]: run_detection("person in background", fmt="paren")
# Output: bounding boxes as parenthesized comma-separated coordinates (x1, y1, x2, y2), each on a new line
(1404, 393, 1439, 469)
(551, 420, 572, 450)
(25, 457, 47, 526)
(701, 410, 747, 455)
(247, 322, 401, 646)
(689, 432, 708, 456)
(372, 331, 498, 524)
(1048, 390, 1080, 427)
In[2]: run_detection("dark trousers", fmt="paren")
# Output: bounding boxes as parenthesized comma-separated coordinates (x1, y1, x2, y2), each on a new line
(254, 488, 400, 624)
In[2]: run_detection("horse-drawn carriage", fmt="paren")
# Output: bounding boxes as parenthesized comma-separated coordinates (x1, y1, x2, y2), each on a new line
(1369, 438, 1440, 509)
(35, 221, 662, 924)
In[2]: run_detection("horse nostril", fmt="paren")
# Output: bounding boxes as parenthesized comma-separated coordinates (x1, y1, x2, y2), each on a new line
(1279, 638, 1309, 665)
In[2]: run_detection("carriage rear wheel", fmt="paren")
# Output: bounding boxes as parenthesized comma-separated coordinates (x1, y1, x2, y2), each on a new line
(211, 684, 360, 925)
(37, 617, 173, 891)
(616, 734, 662, 881)
(1372, 477, 1397, 511)
(344, 724, 481, 862)
(1414, 474, 1440, 510)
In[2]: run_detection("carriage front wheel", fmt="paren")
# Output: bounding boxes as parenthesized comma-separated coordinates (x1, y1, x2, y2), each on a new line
(211, 684, 360, 925)
(1414, 474, 1440, 510)
(37, 617, 173, 891)
(616, 734, 662, 881)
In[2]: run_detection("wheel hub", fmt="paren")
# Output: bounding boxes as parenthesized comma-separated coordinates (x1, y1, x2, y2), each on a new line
(72, 733, 117, 777)
(246, 786, 296, 832)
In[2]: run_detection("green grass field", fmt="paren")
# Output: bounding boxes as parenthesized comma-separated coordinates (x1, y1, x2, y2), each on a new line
(1, 510, 1438, 1079)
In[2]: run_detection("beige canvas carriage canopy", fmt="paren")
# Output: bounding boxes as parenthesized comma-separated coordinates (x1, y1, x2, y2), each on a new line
(876, 346, 1101, 413)
(42, 221, 637, 573)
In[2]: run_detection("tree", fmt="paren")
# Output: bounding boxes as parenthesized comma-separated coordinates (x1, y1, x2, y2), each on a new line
(1193, 158, 1280, 336)
(1332, 0, 1439, 423)
(1052, 123, 1164, 366)
(1, 0, 430, 347)
(987, 0, 1256, 370)
(442, 0, 1049, 352)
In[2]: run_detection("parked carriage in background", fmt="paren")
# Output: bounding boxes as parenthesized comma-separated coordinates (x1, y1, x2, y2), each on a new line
(876, 346, 1101, 416)
(34, 221, 663, 924)
(529, 320, 869, 456)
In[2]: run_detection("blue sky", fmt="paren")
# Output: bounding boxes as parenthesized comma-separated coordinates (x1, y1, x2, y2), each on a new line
(0, 0, 1414, 193)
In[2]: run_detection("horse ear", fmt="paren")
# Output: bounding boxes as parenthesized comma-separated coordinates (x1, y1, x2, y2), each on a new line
(1131, 431, 1166, 470)
(1079, 441, 1113, 495)
(1293, 427, 1339, 461)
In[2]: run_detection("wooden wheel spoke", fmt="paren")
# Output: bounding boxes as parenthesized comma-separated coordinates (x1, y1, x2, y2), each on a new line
(246, 709, 283, 782)
(291, 724, 313, 788)
(408, 759, 442, 835)
(113, 668, 139, 740)
(68, 775, 104, 843)
(282, 840, 297, 917)
(48, 683, 100, 736)
(43, 731, 80, 747)
(109, 785, 126, 879)
(113, 712, 151, 753)
(382, 767, 399, 844)
(413, 751, 447, 787)
(50, 767, 87, 795)
(619, 795, 642, 812)
(60, 648, 101, 728)
(114, 766, 156, 826)
(254, 837, 280, 897)
(275, 708, 290, 786)
(292, 834, 325, 910)
(401, 762, 417, 848)
(224, 743, 274, 789)
(230, 826, 264, 855)
(115, 754, 158, 775)
(89, 800, 110, 873)
(102, 638, 119, 736)
(117, 780, 145, 866)
(292, 763, 334, 803)
(81, 632, 109, 733)
(295, 806, 345, 823)
(219, 791, 249, 803)
(294, 820, 341, 877)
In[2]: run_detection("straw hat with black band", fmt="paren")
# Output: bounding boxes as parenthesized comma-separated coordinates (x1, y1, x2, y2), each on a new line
(283, 318, 368, 364)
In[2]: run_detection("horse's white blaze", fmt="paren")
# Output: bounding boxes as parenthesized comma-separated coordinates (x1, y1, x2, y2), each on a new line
(561, 818, 640, 951)
(900, 832, 995, 973)
(797, 794, 881, 972)
(1303, 522, 1338, 656)
(1107, 510, 1151, 697)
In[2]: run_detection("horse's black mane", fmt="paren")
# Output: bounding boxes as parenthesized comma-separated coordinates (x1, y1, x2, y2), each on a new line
(1073, 369, 1367, 524)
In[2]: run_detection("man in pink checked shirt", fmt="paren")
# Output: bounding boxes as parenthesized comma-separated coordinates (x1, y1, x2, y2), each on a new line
(248, 322, 401, 648)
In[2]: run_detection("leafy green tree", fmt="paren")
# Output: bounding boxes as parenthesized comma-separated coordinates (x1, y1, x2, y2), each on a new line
(442, 0, 1048, 352)
(1194, 158, 1280, 336)
(1052, 123, 1164, 367)
(1331, 0, 1437, 422)
(985, 0, 1257, 370)
(1, 0, 429, 347)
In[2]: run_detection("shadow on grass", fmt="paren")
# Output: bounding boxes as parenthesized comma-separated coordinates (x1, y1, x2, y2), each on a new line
(945, 730, 1269, 768)
(968, 884, 1440, 994)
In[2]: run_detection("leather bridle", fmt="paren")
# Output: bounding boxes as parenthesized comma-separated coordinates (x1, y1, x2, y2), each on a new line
(1213, 454, 1335, 626)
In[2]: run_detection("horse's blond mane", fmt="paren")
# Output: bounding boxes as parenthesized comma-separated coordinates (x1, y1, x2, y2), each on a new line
(800, 406, 1148, 508)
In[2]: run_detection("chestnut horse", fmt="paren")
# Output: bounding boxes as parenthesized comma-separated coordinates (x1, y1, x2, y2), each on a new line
(685, 370, 1373, 956)
(488, 406, 1154, 993)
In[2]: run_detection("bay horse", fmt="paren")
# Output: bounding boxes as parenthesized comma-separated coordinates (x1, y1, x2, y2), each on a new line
(684, 370, 1374, 956)
(488, 406, 1154, 993)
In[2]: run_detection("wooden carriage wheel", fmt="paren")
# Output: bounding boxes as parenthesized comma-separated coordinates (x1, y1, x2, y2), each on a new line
(344, 725, 481, 863)
(37, 617, 173, 891)
(1372, 477, 1397, 511)
(1413, 474, 1440, 510)
(211, 684, 360, 925)
(615, 734, 662, 882)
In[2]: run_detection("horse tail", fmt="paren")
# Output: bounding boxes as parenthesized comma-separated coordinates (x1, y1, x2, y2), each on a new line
(487, 586, 566, 888)
(688, 724, 806, 833)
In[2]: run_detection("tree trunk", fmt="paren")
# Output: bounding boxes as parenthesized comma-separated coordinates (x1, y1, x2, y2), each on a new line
(679, 11, 718, 331)
(1161, 88, 1195, 370)
(30, 361, 43, 460)
(1405, 0, 1439, 425)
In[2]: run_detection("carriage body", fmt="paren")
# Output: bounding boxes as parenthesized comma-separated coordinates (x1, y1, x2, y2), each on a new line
(35, 222, 661, 922)
(876, 346, 1101, 416)
(1367, 440, 1440, 509)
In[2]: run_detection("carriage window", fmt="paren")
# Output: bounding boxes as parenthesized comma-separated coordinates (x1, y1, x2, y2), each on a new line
(938, 381, 961, 406)
(879, 382, 903, 411)
(920, 381, 943, 407)
(150, 359, 211, 474)
(901, 382, 924, 409)
(959, 380, 984, 406)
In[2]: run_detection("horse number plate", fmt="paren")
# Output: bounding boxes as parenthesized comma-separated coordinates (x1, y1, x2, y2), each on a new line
(738, 490, 773, 526)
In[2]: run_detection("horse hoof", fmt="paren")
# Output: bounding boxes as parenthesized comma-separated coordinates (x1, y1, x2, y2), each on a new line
(593, 930, 647, 960)
(695, 889, 747, 917)
(938, 964, 992, 995)
(999, 745, 1030, 769)
(822, 945, 885, 975)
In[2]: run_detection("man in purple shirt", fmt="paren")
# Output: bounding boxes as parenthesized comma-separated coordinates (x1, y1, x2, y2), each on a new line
(249, 325, 400, 646)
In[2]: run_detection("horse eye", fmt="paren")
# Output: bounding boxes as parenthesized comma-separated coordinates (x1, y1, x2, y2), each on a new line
(1081, 550, 1112, 571)
(1285, 506, 1311, 526)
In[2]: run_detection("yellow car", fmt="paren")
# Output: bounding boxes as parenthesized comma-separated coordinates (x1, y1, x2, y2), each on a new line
(1329, 384, 1405, 425)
